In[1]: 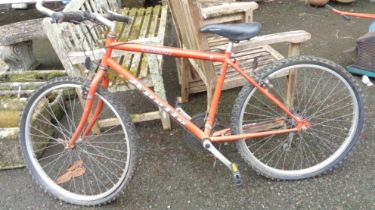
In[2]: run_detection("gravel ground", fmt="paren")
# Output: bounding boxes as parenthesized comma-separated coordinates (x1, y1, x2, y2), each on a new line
(2, 0, 375, 209)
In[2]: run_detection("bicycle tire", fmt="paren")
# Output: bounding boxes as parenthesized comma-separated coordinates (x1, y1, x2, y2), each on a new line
(231, 56, 365, 180)
(19, 77, 138, 206)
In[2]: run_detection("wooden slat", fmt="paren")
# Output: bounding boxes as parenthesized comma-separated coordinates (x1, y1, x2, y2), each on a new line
(216, 31, 312, 52)
(127, 7, 147, 76)
(156, 5, 168, 67)
(139, 7, 153, 78)
(117, 8, 130, 41)
(121, 8, 138, 72)
(203, 14, 245, 25)
(111, 7, 130, 86)
(201, 2, 258, 19)
(130, 8, 147, 77)
(98, 111, 161, 126)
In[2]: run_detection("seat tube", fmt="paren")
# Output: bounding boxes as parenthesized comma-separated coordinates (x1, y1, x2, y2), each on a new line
(204, 42, 234, 136)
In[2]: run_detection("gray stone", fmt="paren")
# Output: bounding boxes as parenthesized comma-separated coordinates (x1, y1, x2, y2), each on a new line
(0, 128, 24, 170)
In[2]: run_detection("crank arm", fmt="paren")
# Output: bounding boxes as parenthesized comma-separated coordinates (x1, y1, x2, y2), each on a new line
(203, 140, 242, 186)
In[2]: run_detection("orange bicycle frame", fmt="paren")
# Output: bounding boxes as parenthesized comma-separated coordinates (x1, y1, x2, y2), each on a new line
(67, 36, 309, 147)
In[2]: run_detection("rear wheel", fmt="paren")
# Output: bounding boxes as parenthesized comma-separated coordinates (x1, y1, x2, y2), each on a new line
(20, 77, 138, 205)
(231, 56, 365, 180)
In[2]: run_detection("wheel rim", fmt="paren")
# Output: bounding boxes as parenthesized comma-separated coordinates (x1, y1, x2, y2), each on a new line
(24, 83, 131, 202)
(238, 64, 359, 177)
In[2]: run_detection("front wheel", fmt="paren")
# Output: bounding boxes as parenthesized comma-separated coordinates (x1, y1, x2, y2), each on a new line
(231, 56, 365, 180)
(19, 77, 138, 206)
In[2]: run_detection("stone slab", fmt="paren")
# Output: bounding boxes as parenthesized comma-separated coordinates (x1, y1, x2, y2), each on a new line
(0, 128, 24, 170)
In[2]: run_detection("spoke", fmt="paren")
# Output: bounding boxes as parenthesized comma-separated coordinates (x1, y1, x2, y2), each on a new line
(252, 95, 283, 118)
(34, 142, 62, 153)
(79, 148, 124, 169)
(269, 77, 286, 101)
(38, 150, 66, 162)
(30, 132, 64, 144)
(42, 99, 73, 138)
(301, 71, 326, 116)
(259, 140, 285, 162)
(303, 79, 341, 118)
(266, 136, 288, 166)
(306, 85, 348, 117)
(307, 95, 352, 119)
(303, 132, 332, 158)
(313, 117, 352, 123)
(274, 147, 287, 169)
(45, 150, 69, 177)
(83, 144, 107, 194)
(252, 135, 277, 154)
(299, 134, 320, 165)
(83, 143, 127, 154)
(86, 132, 125, 141)
(306, 130, 336, 153)
(310, 127, 346, 140)
(243, 111, 277, 119)
(57, 94, 76, 134)
(312, 113, 354, 127)
(242, 117, 283, 125)
(41, 150, 66, 171)
(53, 151, 71, 182)
(292, 138, 302, 170)
(247, 135, 274, 149)
(89, 141, 126, 144)
(33, 116, 70, 140)
(312, 123, 348, 132)
(86, 125, 122, 142)
(75, 150, 87, 195)
(81, 149, 116, 186)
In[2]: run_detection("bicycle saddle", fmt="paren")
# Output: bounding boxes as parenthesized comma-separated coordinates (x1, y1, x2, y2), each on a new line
(200, 22, 262, 42)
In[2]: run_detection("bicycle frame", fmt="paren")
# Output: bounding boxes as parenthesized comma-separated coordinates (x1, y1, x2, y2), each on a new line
(67, 35, 310, 147)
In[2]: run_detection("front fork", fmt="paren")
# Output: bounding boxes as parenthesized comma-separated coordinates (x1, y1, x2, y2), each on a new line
(67, 68, 109, 148)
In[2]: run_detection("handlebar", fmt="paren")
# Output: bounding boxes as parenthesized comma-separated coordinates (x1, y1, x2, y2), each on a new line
(36, 0, 54, 16)
(325, 4, 375, 20)
(36, 0, 131, 30)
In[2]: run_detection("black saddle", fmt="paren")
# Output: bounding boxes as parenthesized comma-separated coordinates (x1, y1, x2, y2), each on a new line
(200, 22, 262, 42)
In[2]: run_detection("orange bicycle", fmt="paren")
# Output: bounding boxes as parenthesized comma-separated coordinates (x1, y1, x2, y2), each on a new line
(19, 0, 365, 205)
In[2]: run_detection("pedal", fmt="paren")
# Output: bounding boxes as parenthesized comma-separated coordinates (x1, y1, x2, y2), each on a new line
(231, 163, 242, 186)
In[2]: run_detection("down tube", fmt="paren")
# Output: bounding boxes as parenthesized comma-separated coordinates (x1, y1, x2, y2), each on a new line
(105, 58, 206, 139)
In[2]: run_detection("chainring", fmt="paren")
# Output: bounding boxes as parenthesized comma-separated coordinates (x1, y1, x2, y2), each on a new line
(182, 113, 226, 153)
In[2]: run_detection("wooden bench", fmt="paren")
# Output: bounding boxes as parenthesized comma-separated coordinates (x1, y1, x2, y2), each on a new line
(42, 0, 171, 129)
(0, 18, 45, 71)
(168, 0, 311, 108)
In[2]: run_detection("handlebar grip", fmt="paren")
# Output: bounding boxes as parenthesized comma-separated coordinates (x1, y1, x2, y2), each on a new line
(51, 11, 90, 23)
(104, 12, 131, 23)
(325, 4, 333, 10)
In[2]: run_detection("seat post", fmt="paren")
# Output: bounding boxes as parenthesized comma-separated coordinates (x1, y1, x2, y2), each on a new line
(226, 41, 235, 53)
